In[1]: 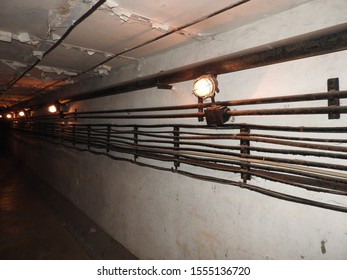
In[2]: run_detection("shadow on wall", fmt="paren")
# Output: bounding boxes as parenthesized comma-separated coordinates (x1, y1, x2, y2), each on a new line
(0, 120, 11, 155)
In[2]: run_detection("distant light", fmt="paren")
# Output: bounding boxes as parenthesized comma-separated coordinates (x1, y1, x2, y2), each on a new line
(48, 105, 57, 113)
(193, 75, 218, 99)
(0, 114, 2, 118)
(19, 111, 25, 117)
(6, 113, 12, 119)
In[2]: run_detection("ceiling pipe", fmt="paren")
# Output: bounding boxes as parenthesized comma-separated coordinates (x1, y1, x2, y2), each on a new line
(61, 23, 347, 103)
(10, 23, 347, 110)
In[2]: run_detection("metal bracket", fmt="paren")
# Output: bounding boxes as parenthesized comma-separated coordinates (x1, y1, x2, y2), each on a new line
(87, 125, 91, 150)
(240, 127, 251, 183)
(134, 125, 138, 161)
(106, 125, 111, 154)
(327, 78, 340, 119)
(198, 97, 204, 122)
(156, 83, 173, 90)
(173, 126, 180, 169)
(72, 124, 75, 147)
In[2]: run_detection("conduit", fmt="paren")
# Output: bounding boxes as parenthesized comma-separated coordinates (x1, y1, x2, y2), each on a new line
(59, 23, 347, 103)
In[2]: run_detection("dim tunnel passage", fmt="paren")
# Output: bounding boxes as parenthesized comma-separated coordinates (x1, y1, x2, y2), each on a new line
(0, 156, 137, 260)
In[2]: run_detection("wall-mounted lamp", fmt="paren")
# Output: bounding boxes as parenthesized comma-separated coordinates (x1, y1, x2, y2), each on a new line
(193, 74, 219, 100)
(193, 74, 230, 126)
(6, 113, 12, 119)
(48, 104, 58, 113)
(18, 111, 25, 117)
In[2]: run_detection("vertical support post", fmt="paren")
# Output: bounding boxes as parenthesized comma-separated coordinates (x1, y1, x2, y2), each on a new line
(198, 97, 204, 122)
(43, 123, 47, 139)
(327, 78, 340, 119)
(173, 126, 180, 169)
(134, 125, 138, 161)
(50, 123, 54, 143)
(106, 124, 111, 153)
(87, 125, 91, 150)
(72, 124, 75, 147)
(61, 123, 64, 144)
(240, 127, 251, 183)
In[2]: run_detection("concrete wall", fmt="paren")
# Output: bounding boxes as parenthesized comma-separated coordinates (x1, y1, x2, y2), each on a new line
(12, 0, 347, 259)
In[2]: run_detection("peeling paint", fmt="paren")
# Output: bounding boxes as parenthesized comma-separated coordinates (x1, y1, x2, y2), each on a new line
(152, 22, 169, 33)
(35, 65, 77, 76)
(1, 59, 27, 70)
(101, 2, 170, 33)
(0, 30, 12, 43)
(17, 32, 31, 43)
(94, 64, 112, 75)
(48, 0, 85, 35)
(51, 33, 62, 41)
(112, 7, 132, 23)
(105, 0, 119, 9)
(137, 15, 151, 23)
(33, 50, 45, 60)
(60, 42, 114, 58)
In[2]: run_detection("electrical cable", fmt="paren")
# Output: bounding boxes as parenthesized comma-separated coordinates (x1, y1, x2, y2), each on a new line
(13, 128, 347, 213)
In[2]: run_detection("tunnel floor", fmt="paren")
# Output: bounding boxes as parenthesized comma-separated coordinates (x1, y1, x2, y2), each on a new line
(0, 155, 137, 260)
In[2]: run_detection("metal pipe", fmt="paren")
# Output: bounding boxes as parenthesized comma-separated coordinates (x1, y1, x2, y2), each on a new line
(57, 24, 347, 104)
(64, 105, 347, 120)
(63, 90, 347, 116)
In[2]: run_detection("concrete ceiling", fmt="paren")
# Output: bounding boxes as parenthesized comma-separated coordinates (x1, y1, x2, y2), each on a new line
(0, 0, 313, 110)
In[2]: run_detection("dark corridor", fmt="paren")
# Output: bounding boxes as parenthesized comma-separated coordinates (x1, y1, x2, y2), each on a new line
(0, 125, 137, 260)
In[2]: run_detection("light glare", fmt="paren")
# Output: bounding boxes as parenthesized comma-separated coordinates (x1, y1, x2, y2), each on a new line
(19, 111, 25, 117)
(48, 105, 57, 113)
(6, 113, 12, 119)
(193, 75, 216, 99)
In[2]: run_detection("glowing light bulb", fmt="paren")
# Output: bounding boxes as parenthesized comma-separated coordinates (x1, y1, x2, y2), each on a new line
(6, 113, 12, 119)
(192, 75, 217, 99)
(48, 105, 57, 113)
(19, 111, 25, 117)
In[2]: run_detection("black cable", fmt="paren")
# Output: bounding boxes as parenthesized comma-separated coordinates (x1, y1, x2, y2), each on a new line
(0, 0, 107, 96)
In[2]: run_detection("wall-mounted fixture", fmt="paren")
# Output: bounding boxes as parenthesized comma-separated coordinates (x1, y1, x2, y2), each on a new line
(6, 113, 12, 119)
(48, 103, 68, 119)
(18, 111, 25, 117)
(48, 104, 58, 113)
(193, 74, 230, 126)
(193, 74, 219, 100)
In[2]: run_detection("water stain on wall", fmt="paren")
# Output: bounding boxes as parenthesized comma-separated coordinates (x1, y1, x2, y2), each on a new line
(321, 239, 327, 254)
